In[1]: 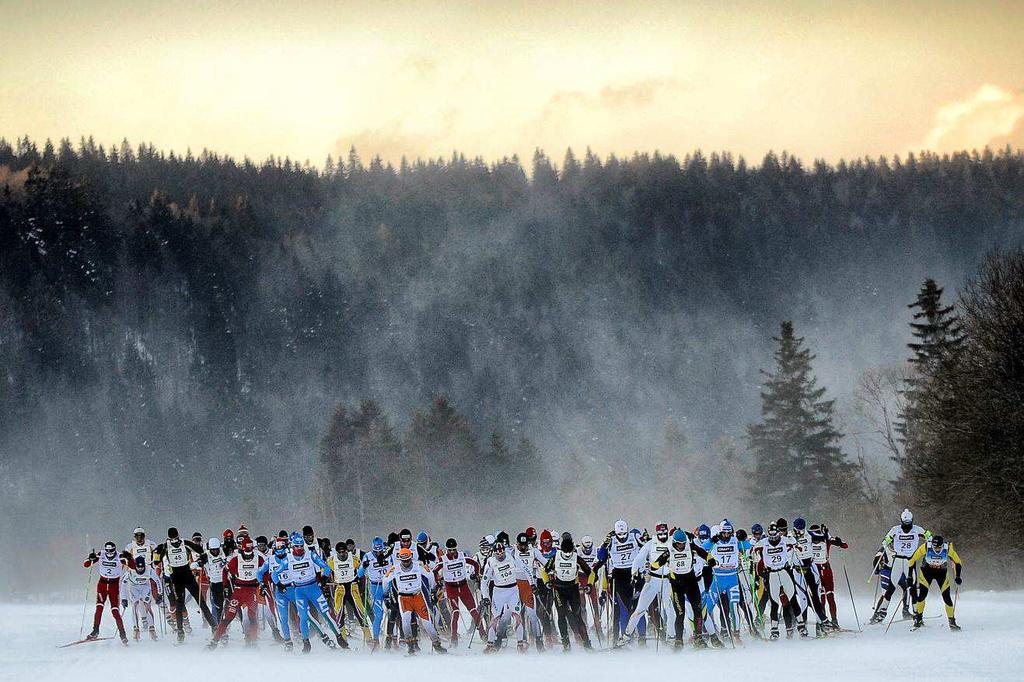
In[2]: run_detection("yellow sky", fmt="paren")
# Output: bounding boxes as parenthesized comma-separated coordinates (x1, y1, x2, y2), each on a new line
(2, 0, 1023, 167)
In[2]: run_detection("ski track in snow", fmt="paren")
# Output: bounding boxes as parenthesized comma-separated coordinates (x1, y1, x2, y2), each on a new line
(2, 591, 1021, 681)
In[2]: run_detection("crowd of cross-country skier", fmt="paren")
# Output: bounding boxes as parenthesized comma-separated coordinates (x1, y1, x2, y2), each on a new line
(75, 507, 963, 654)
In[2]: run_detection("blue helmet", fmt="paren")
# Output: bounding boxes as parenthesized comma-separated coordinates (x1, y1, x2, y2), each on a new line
(751, 523, 764, 535)
(416, 530, 429, 544)
(672, 529, 688, 544)
(289, 532, 304, 548)
(697, 524, 711, 540)
(372, 536, 385, 551)
(720, 520, 734, 537)
(793, 517, 807, 531)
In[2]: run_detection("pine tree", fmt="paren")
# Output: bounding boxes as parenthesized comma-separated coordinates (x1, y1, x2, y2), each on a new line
(747, 321, 859, 515)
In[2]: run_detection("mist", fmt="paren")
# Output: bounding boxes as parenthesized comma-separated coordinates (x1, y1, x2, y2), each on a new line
(2, 138, 1022, 597)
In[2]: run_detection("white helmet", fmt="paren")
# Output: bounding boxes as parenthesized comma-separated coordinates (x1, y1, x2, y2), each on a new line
(207, 537, 221, 550)
(133, 527, 145, 536)
(614, 519, 628, 536)
(581, 535, 594, 547)
(900, 509, 913, 525)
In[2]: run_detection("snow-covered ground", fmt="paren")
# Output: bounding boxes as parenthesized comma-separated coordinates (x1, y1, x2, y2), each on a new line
(3, 591, 1021, 681)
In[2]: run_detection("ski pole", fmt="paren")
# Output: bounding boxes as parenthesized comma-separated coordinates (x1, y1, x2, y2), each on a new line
(80, 559, 94, 638)
(654, 578, 662, 653)
(842, 563, 862, 632)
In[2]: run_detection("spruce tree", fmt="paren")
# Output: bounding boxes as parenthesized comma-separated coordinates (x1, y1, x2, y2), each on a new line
(747, 321, 858, 515)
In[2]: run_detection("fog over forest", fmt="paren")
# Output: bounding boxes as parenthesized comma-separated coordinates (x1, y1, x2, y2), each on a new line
(2, 137, 1022, 596)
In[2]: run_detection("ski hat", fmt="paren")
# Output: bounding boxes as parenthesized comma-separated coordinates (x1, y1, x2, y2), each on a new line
(496, 530, 510, 546)
(445, 538, 458, 550)
(581, 535, 594, 548)
(540, 529, 554, 552)
(289, 531, 304, 549)
(238, 536, 254, 554)
(302, 525, 314, 537)
(751, 523, 764, 536)
(809, 524, 825, 541)
(274, 537, 288, 556)
(516, 532, 529, 546)
(672, 529, 689, 546)
(133, 527, 145, 537)
(560, 534, 574, 553)
(223, 528, 235, 538)
(697, 524, 711, 540)
(134, 555, 146, 571)
(614, 519, 628, 537)
(901, 509, 913, 525)
(416, 530, 429, 544)
(493, 540, 506, 555)
(931, 535, 944, 548)
(484, 533, 496, 546)
(655, 523, 669, 540)
(767, 523, 780, 539)
(720, 520, 734, 537)
(793, 517, 806, 532)
(167, 527, 179, 540)
(237, 524, 250, 537)
(104, 541, 117, 555)
(192, 531, 203, 541)
(399, 528, 412, 541)
(207, 537, 221, 550)
(775, 518, 788, 531)
(372, 536, 385, 551)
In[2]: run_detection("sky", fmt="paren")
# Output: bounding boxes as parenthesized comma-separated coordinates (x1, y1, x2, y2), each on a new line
(2, 0, 1023, 167)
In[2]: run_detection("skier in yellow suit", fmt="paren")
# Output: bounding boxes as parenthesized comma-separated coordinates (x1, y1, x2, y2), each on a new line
(330, 542, 371, 641)
(908, 534, 962, 631)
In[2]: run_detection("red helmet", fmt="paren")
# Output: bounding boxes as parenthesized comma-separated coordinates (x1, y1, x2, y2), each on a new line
(525, 527, 537, 541)
(539, 529, 553, 552)
(238, 536, 254, 553)
(223, 528, 234, 538)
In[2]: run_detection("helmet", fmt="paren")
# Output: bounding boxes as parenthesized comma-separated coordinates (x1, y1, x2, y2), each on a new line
(301, 525, 314, 536)
(207, 537, 221, 550)
(793, 517, 806, 532)
(167, 527, 179, 539)
(239, 536, 254, 554)
(192, 531, 203, 541)
(335, 541, 346, 554)
(614, 519, 628, 537)
(697, 524, 711, 541)
(516, 532, 529, 546)
(493, 541, 506, 554)
(372, 536, 385, 552)
(581, 534, 594, 549)
(720, 520, 734, 539)
(655, 523, 669, 539)
(525, 527, 537, 542)
(416, 530, 429, 544)
(672, 529, 688, 545)
(751, 523, 764, 536)
(930, 535, 944, 548)
(767, 523, 780, 539)
(445, 537, 458, 550)
(134, 555, 146, 570)
(273, 538, 287, 555)
(736, 529, 747, 541)
(397, 547, 413, 563)
(399, 528, 412, 541)
(775, 518, 788, 531)
(560, 534, 574, 553)
(484, 533, 496, 547)
(289, 532, 304, 547)
(809, 524, 825, 540)
(901, 509, 913, 525)
(278, 530, 288, 538)
(496, 530, 510, 546)
(223, 528, 234, 538)
(540, 529, 554, 552)
(133, 527, 145, 537)
(104, 541, 117, 554)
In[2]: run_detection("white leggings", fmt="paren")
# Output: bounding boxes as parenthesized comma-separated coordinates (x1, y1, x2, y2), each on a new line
(488, 584, 524, 644)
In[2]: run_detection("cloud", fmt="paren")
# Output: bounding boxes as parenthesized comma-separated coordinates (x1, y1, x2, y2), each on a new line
(921, 84, 1024, 152)
(334, 109, 459, 165)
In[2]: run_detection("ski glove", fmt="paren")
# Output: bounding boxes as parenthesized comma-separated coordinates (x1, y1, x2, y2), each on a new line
(88, 552, 98, 563)
(954, 576, 962, 585)
(599, 592, 607, 608)
(706, 557, 718, 568)
(481, 597, 490, 609)
(156, 594, 163, 606)
(121, 599, 128, 608)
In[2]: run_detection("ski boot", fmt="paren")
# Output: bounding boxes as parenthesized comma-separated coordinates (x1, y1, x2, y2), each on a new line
(432, 640, 448, 654)
(336, 633, 350, 649)
(814, 622, 827, 638)
(450, 633, 459, 648)
(637, 636, 647, 648)
(302, 638, 311, 654)
(912, 613, 924, 629)
(184, 614, 192, 634)
(384, 635, 396, 650)
(283, 640, 294, 652)
(709, 634, 726, 648)
(769, 628, 780, 641)
(484, 642, 498, 654)
(176, 629, 185, 645)
(829, 618, 840, 631)
(901, 606, 914, 621)
(868, 608, 887, 625)
(614, 634, 630, 648)
(120, 634, 129, 646)
(368, 638, 380, 652)
(797, 623, 809, 638)
(133, 626, 141, 641)
(673, 638, 684, 652)
(517, 640, 530, 653)
(693, 634, 708, 649)
(321, 633, 336, 649)
(85, 628, 100, 641)
(206, 639, 218, 650)
(407, 640, 417, 656)
(948, 617, 961, 631)
(562, 639, 571, 653)
(786, 626, 795, 639)
(148, 627, 158, 641)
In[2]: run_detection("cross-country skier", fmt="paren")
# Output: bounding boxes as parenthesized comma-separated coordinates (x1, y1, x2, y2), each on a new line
(383, 547, 447, 655)
(196, 537, 228, 625)
(358, 536, 390, 650)
(753, 523, 806, 639)
(534, 529, 557, 646)
(83, 542, 129, 644)
(651, 529, 716, 650)
(545, 533, 593, 651)
(208, 535, 270, 649)
(808, 523, 848, 628)
(261, 536, 298, 650)
(433, 537, 486, 647)
(154, 527, 216, 642)
(869, 509, 926, 624)
(594, 519, 643, 642)
(482, 540, 526, 654)
(619, 522, 672, 646)
(512, 531, 546, 650)
(577, 534, 602, 636)
(331, 541, 370, 642)
(120, 555, 163, 640)
(705, 519, 755, 641)
(124, 527, 157, 566)
(908, 534, 963, 631)
(789, 517, 831, 634)
(278, 531, 347, 651)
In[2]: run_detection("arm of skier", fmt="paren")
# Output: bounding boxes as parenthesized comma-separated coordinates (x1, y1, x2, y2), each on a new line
(631, 540, 652, 576)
